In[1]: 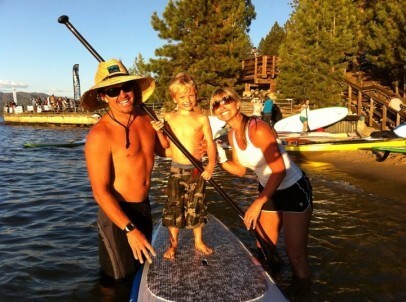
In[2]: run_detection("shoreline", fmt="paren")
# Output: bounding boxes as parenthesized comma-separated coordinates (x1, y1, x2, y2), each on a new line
(304, 150, 406, 186)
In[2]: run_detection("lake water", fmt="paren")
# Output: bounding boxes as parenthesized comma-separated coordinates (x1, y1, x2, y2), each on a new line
(0, 118, 404, 301)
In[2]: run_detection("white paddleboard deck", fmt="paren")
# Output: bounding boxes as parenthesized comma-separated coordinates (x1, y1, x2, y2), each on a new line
(274, 106, 348, 132)
(133, 214, 286, 302)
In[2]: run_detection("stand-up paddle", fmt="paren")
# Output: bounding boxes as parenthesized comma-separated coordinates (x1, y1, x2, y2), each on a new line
(58, 15, 279, 270)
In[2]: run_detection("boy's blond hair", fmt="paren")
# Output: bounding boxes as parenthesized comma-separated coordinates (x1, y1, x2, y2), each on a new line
(168, 72, 198, 98)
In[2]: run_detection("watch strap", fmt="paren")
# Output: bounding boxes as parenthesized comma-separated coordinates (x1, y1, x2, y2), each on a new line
(123, 222, 136, 234)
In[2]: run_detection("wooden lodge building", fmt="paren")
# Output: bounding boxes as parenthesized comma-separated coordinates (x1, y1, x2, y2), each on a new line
(240, 55, 279, 96)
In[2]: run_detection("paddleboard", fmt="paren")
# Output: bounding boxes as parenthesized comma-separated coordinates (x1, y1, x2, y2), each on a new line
(23, 138, 86, 148)
(367, 146, 406, 154)
(360, 146, 406, 162)
(393, 123, 406, 138)
(131, 214, 287, 302)
(285, 138, 406, 153)
(208, 115, 226, 139)
(274, 107, 348, 132)
(280, 132, 353, 145)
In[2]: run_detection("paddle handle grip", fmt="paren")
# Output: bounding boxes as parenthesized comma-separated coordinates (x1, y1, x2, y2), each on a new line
(58, 15, 105, 63)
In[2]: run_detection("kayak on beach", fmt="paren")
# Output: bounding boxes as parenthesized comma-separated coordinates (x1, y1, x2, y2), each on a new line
(360, 146, 406, 162)
(130, 214, 287, 302)
(284, 137, 406, 154)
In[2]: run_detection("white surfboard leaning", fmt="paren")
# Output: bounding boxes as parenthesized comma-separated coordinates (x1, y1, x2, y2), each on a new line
(208, 115, 227, 139)
(274, 106, 348, 133)
(393, 123, 406, 138)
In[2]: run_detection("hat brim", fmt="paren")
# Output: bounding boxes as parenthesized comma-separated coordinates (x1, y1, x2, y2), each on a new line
(81, 75, 155, 111)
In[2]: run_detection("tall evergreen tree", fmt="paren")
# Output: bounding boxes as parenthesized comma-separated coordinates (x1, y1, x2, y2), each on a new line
(363, 0, 405, 89)
(278, 0, 360, 106)
(258, 22, 286, 56)
(147, 0, 255, 104)
(129, 53, 150, 77)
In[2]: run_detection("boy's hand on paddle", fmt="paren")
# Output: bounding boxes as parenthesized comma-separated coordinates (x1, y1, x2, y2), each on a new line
(150, 120, 164, 132)
(201, 166, 213, 180)
(127, 228, 156, 264)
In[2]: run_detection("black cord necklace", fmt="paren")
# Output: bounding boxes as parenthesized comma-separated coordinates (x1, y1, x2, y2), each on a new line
(106, 110, 136, 149)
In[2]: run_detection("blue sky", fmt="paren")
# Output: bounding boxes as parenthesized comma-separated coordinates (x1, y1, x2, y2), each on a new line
(0, 0, 292, 98)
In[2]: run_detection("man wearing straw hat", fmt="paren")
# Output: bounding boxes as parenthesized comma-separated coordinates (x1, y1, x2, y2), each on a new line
(83, 58, 158, 285)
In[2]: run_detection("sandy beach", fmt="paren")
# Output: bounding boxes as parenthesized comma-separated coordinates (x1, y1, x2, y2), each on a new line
(306, 150, 406, 186)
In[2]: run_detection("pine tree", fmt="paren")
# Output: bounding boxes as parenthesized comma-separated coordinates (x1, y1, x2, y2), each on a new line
(278, 0, 360, 106)
(146, 0, 255, 105)
(363, 0, 405, 90)
(258, 22, 286, 56)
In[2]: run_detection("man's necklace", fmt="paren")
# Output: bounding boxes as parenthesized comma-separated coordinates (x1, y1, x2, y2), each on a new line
(106, 111, 136, 149)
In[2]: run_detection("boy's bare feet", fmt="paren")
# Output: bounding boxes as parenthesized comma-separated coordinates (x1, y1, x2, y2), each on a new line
(195, 242, 213, 255)
(163, 246, 177, 260)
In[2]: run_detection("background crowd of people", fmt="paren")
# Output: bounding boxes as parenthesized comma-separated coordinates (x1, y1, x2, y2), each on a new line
(3, 95, 81, 114)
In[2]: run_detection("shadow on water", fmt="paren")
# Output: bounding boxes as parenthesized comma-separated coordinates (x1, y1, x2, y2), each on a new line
(0, 120, 404, 301)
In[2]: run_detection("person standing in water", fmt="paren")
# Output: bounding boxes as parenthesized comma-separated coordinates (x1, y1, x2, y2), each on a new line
(82, 59, 159, 286)
(211, 87, 313, 297)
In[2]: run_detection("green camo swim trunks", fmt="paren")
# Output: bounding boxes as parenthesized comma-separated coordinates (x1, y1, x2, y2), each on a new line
(162, 162, 208, 229)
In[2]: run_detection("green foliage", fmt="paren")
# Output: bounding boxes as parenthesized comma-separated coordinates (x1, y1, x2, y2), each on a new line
(258, 22, 286, 56)
(144, 0, 256, 107)
(363, 0, 405, 86)
(128, 53, 150, 77)
(128, 54, 160, 103)
(278, 0, 359, 106)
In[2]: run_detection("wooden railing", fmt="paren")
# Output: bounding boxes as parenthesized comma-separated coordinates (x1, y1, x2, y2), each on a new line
(343, 78, 405, 130)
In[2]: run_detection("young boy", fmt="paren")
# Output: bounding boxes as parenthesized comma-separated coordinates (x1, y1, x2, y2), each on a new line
(151, 73, 216, 259)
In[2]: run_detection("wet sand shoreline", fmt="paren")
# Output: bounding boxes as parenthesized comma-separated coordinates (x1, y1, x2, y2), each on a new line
(306, 150, 406, 186)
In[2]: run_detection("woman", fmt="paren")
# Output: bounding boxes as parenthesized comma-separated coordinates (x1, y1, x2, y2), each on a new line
(211, 87, 313, 285)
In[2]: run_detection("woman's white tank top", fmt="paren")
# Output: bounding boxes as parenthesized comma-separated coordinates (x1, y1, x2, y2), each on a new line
(232, 125, 302, 190)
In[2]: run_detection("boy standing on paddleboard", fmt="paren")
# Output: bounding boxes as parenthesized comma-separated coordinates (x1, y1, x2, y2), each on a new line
(151, 73, 216, 259)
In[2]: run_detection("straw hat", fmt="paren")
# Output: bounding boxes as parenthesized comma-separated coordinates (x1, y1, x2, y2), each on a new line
(81, 59, 155, 111)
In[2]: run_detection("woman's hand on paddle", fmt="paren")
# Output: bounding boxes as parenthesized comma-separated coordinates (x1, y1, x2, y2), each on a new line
(127, 228, 156, 264)
(244, 201, 263, 230)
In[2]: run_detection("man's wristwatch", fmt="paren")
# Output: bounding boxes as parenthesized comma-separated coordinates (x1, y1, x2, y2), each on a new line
(123, 222, 136, 234)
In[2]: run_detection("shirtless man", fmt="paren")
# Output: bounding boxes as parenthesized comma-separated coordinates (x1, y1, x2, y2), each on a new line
(151, 73, 216, 259)
(82, 59, 158, 284)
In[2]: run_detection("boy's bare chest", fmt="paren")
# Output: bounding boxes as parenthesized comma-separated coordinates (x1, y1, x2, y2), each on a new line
(168, 117, 202, 136)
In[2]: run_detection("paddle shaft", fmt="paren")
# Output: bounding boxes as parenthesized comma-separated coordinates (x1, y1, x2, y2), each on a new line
(58, 15, 276, 265)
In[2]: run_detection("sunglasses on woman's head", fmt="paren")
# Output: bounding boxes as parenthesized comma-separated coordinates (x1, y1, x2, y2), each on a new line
(103, 82, 134, 97)
(212, 95, 235, 111)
